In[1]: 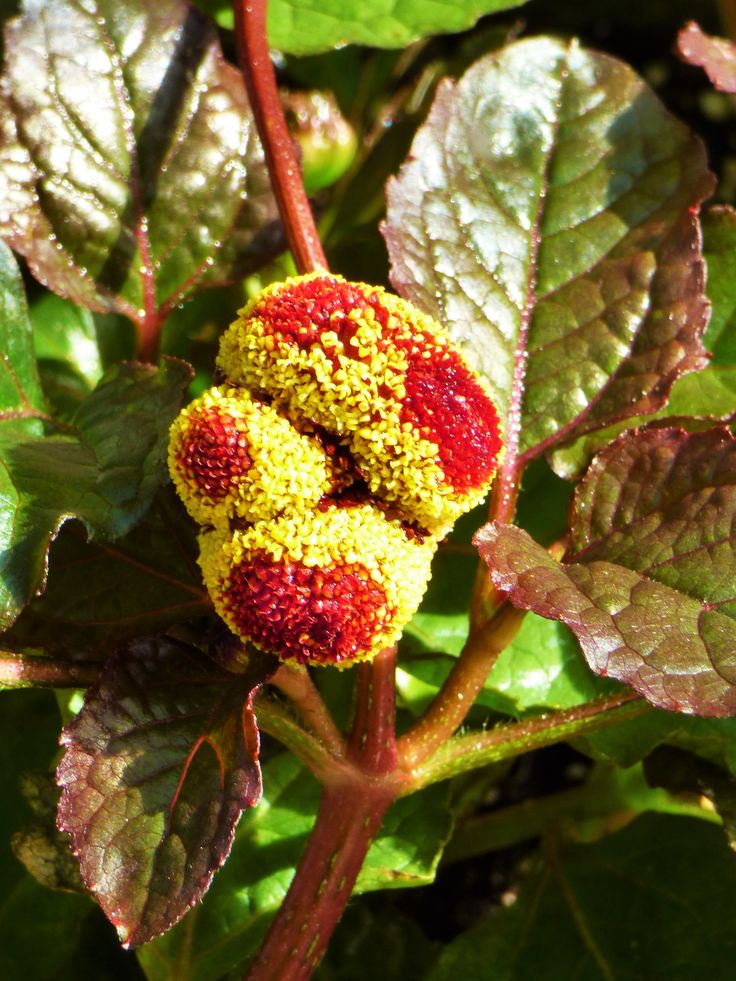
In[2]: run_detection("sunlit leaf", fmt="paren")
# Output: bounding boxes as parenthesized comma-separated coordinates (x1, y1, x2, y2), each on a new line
(0, 238, 44, 436)
(57, 637, 270, 947)
(703, 205, 736, 362)
(550, 364, 736, 479)
(0, 0, 279, 347)
(477, 426, 736, 715)
(138, 753, 452, 980)
(195, 0, 527, 55)
(384, 38, 712, 467)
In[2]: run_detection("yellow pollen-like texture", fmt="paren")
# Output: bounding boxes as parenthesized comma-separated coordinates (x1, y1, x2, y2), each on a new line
(218, 273, 503, 535)
(169, 272, 502, 666)
(198, 504, 435, 665)
(168, 386, 335, 528)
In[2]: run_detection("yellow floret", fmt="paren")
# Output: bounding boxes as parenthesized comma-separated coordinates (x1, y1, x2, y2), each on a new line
(168, 386, 336, 528)
(217, 274, 502, 534)
(198, 502, 437, 665)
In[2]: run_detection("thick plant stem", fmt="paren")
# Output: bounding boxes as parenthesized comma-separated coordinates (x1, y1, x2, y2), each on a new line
(233, 0, 328, 274)
(398, 605, 525, 770)
(244, 785, 393, 980)
(246, 648, 399, 980)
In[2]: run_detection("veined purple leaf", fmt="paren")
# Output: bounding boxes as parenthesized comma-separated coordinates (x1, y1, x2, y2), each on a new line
(384, 37, 713, 471)
(476, 427, 736, 716)
(0, 0, 279, 345)
(57, 637, 272, 947)
(677, 21, 736, 94)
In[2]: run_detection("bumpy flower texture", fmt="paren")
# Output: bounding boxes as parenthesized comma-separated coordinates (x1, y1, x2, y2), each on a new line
(169, 273, 503, 666)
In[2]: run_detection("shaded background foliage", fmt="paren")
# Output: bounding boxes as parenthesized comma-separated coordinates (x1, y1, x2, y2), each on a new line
(2, 0, 736, 978)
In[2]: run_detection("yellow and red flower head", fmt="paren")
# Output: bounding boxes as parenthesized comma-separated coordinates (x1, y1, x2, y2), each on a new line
(198, 501, 435, 665)
(218, 273, 503, 535)
(169, 272, 503, 666)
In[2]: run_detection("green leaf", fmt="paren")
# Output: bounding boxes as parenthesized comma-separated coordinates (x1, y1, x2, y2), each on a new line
(550, 363, 736, 480)
(31, 293, 103, 392)
(384, 37, 712, 465)
(6, 495, 209, 654)
(483, 615, 615, 715)
(0, 358, 191, 629)
(0, 238, 44, 435)
(477, 426, 736, 715)
(195, 0, 527, 55)
(57, 637, 270, 947)
(703, 205, 736, 362)
(0, 0, 278, 341)
(428, 814, 736, 980)
(138, 753, 452, 980)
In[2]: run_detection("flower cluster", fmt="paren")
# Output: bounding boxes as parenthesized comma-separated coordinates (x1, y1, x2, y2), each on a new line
(169, 273, 502, 666)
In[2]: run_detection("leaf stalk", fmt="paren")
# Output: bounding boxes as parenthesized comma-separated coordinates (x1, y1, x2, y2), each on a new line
(0, 651, 101, 689)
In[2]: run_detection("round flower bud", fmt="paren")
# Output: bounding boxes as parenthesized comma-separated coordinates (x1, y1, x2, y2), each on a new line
(218, 273, 503, 535)
(168, 386, 336, 527)
(198, 501, 436, 665)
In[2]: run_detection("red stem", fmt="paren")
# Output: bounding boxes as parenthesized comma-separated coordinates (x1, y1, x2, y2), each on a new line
(245, 648, 399, 980)
(233, 0, 328, 274)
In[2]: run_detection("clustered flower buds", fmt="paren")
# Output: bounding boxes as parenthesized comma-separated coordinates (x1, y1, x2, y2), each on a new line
(169, 273, 503, 666)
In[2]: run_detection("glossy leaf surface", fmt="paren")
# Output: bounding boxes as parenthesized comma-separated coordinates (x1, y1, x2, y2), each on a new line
(0, 239, 45, 435)
(57, 637, 269, 947)
(0, 0, 278, 342)
(0, 358, 191, 629)
(195, 0, 527, 55)
(478, 427, 736, 715)
(550, 364, 736, 480)
(384, 38, 712, 463)
(703, 205, 736, 362)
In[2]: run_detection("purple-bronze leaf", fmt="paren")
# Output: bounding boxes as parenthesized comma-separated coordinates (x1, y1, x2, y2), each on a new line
(476, 521, 736, 716)
(0, 0, 278, 346)
(570, 426, 736, 605)
(476, 426, 736, 716)
(677, 21, 736, 94)
(57, 637, 271, 946)
(384, 37, 713, 471)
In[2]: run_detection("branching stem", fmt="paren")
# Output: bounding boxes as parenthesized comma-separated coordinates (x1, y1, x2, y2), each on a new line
(246, 648, 399, 980)
(398, 604, 525, 770)
(269, 663, 347, 758)
(405, 691, 648, 792)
